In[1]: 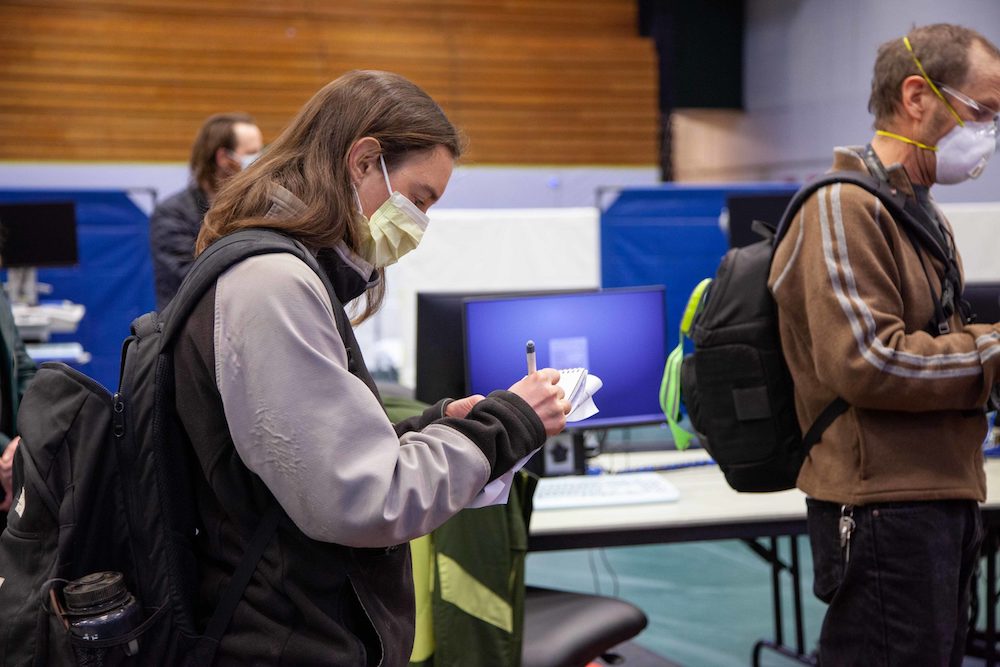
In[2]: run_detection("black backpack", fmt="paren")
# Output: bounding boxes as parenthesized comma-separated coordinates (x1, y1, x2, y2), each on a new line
(0, 229, 354, 666)
(673, 171, 958, 492)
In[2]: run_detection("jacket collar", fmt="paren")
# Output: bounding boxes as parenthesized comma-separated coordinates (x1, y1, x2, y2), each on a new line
(315, 246, 379, 304)
(191, 184, 210, 213)
(265, 184, 379, 304)
(832, 146, 916, 198)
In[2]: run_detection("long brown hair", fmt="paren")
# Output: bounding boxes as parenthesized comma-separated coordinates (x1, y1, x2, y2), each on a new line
(189, 112, 256, 194)
(197, 70, 463, 321)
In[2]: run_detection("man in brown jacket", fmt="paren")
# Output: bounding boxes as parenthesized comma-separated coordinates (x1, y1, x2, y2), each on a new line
(769, 24, 1000, 665)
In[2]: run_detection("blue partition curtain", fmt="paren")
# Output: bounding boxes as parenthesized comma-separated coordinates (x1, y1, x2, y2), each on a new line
(1, 184, 805, 394)
(0, 189, 155, 391)
(600, 183, 798, 354)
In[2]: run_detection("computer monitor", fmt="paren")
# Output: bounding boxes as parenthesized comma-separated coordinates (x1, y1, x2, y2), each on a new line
(415, 289, 591, 404)
(0, 201, 79, 305)
(964, 282, 1000, 324)
(0, 201, 78, 268)
(463, 286, 667, 429)
(416, 292, 483, 404)
(725, 192, 795, 248)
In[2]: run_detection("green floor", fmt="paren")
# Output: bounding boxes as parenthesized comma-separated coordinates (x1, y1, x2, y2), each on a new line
(526, 538, 826, 667)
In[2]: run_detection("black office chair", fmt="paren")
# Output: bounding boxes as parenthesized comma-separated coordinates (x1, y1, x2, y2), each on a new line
(522, 586, 649, 667)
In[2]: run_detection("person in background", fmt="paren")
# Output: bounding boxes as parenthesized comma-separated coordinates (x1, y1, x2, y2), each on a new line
(149, 112, 263, 310)
(768, 23, 1000, 664)
(175, 70, 570, 666)
(0, 283, 37, 527)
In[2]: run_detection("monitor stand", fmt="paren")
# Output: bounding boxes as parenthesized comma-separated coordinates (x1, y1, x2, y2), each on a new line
(6, 267, 40, 306)
(525, 432, 586, 477)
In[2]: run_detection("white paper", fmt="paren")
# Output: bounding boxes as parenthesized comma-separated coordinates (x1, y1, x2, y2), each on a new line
(557, 368, 587, 406)
(466, 448, 540, 508)
(465, 369, 604, 508)
(566, 373, 603, 422)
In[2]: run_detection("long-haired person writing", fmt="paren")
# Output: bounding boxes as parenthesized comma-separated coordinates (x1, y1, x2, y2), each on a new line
(175, 70, 570, 666)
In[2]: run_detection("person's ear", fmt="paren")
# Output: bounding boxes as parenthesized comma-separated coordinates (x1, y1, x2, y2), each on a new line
(346, 137, 382, 185)
(215, 146, 234, 169)
(900, 74, 934, 123)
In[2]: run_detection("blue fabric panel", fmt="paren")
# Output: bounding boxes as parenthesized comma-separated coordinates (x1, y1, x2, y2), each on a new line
(0, 190, 154, 391)
(601, 184, 798, 355)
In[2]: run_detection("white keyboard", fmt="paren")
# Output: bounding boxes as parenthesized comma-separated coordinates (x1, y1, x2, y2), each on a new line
(533, 472, 680, 510)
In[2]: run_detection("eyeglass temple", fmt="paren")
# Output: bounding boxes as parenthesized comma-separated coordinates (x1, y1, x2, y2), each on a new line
(903, 36, 966, 126)
(940, 85, 1000, 122)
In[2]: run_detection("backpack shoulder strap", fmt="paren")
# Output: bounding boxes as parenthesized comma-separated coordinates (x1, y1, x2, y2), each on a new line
(773, 169, 952, 335)
(158, 229, 307, 346)
(802, 397, 849, 456)
(773, 170, 948, 265)
(156, 228, 350, 352)
(776, 170, 958, 458)
(770, 171, 935, 460)
(145, 229, 353, 660)
(197, 504, 282, 655)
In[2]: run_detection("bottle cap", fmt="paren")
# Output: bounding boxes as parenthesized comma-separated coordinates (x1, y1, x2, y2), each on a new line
(64, 571, 128, 612)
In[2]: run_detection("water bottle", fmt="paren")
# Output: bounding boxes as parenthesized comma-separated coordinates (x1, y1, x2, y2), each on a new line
(65, 571, 141, 660)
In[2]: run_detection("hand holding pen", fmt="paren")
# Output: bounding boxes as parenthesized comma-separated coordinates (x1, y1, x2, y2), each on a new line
(506, 339, 571, 435)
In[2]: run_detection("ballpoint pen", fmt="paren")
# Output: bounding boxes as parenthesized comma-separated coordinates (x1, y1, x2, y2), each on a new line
(526, 340, 536, 375)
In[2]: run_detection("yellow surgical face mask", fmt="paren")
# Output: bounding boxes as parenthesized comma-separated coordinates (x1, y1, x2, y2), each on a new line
(353, 155, 430, 268)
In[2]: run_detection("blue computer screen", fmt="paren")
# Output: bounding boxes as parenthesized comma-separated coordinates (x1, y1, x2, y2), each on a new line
(464, 286, 667, 429)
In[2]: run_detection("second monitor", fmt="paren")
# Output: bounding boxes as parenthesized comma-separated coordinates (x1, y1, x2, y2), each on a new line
(464, 286, 667, 429)
(415, 289, 588, 405)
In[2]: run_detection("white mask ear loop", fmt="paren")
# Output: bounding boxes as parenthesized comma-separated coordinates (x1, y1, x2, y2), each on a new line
(352, 154, 394, 216)
(351, 184, 364, 215)
(378, 154, 393, 195)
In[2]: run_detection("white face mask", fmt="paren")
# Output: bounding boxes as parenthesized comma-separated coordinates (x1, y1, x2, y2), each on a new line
(935, 120, 999, 184)
(896, 36, 1000, 185)
(353, 155, 430, 268)
(228, 150, 260, 170)
(238, 152, 261, 170)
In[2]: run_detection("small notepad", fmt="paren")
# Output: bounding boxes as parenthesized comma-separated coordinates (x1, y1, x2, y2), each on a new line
(466, 368, 604, 508)
(558, 368, 587, 406)
(558, 368, 602, 422)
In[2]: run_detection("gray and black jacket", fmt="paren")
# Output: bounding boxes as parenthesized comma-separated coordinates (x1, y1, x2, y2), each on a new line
(172, 189, 545, 666)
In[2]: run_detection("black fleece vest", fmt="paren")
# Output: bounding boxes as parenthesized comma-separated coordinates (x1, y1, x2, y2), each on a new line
(172, 253, 413, 667)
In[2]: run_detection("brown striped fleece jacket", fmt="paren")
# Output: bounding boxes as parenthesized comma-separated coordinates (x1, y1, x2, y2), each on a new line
(768, 147, 1000, 506)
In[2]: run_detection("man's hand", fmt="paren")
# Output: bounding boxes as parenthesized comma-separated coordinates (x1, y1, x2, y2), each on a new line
(0, 436, 21, 513)
(445, 395, 486, 419)
(508, 369, 571, 436)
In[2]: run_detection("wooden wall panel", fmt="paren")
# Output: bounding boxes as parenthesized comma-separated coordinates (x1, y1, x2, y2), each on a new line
(0, 0, 656, 165)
